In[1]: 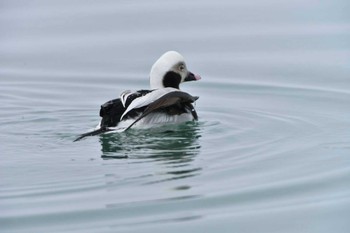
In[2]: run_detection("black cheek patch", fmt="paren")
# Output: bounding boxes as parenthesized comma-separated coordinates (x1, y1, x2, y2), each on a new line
(163, 71, 181, 89)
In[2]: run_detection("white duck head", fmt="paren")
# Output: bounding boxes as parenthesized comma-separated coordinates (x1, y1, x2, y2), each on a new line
(149, 51, 201, 89)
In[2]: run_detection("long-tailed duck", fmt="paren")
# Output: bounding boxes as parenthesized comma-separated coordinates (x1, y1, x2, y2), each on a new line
(74, 51, 201, 141)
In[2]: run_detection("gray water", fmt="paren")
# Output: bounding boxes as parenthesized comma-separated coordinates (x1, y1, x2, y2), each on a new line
(1, 0, 350, 232)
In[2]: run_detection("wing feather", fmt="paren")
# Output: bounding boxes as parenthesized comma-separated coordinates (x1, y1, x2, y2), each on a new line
(120, 87, 177, 120)
(120, 90, 132, 107)
(125, 91, 198, 130)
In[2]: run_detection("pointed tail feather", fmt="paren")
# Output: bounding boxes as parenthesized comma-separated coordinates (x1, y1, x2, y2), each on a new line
(73, 127, 110, 142)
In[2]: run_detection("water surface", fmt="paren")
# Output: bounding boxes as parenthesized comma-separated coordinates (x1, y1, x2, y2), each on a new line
(1, 0, 350, 232)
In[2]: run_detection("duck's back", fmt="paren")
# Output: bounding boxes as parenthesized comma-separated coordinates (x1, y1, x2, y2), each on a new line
(99, 90, 151, 128)
(99, 89, 198, 130)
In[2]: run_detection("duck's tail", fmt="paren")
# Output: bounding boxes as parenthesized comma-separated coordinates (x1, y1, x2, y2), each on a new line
(73, 127, 111, 142)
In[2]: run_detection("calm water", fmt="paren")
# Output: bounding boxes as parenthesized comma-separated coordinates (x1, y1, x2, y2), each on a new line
(1, 0, 350, 232)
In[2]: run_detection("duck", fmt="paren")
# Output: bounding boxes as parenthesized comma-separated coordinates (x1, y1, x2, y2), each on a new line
(74, 51, 201, 141)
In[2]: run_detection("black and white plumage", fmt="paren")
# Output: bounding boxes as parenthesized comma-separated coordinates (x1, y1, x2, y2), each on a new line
(74, 51, 201, 141)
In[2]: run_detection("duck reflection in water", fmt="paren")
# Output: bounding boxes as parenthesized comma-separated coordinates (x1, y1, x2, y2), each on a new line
(100, 122, 200, 159)
(100, 122, 202, 181)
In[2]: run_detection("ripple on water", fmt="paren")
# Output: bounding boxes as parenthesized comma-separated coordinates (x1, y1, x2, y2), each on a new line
(1, 0, 350, 231)
(1, 69, 350, 233)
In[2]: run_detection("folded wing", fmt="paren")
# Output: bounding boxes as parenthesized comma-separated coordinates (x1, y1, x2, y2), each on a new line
(120, 87, 178, 120)
(125, 91, 199, 130)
